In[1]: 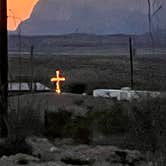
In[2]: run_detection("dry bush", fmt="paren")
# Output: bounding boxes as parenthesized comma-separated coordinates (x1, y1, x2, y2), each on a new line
(8, 105, 45, 142)
(45, 103, 129, 145)
(45, 110, 72, 138)
(68, 83, 87, 94)
(0, 105, 39, 156)
(129, 97, 166, 153)
(45, 110, 91, 144)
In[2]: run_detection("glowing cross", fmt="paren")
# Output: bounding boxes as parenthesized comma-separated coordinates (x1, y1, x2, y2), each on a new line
(50, 70, 65, 94)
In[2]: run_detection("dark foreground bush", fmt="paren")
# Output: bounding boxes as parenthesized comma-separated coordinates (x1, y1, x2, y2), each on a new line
(0, 139, 32, 157)
(129, 97, 166, 153)
(86, 103, 130, 136)
(8, 107, 44, 140)
(68, 83, 87, 94)
(64, 116, 91, 144)
(46, 111, 72, 138)
(46, 111, 91, 144)
(45, 97, 166, 154)
(45, 103, 130, 144)
(0, 106, 44, 157)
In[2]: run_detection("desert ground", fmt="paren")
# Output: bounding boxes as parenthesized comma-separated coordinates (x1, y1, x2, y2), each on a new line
(8, 52, 166, 94)
(1, 51, 164, 165)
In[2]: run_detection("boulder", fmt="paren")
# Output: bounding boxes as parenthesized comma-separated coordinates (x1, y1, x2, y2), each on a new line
(0, 153, 39, 166)
(26, 137, 148, 165)
(26, 137, 61, 161)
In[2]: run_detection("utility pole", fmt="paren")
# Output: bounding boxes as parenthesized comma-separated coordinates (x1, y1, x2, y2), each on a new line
(0, 0, 8, 137)
(129, 37, 134, 90)
(30, 45, 34, 92)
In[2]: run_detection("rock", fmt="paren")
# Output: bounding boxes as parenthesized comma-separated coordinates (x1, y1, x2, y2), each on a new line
(50, 147, 60, 153)
(0, 153, 39, 166)
(0, 153, 66, 166)
(54, 138, 74, 146)
(0, 156, 7, 160)
(39, 161, 66, 166)
(26, 137, 61, 161)
(25, 137, 148, 166)
(60, 145, 147, 165)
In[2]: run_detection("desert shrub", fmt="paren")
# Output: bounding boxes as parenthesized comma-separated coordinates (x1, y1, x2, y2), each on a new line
(73, 99, 84, 106)
(45, 103, 130, 144)
(145, 151, 166, 166)
(0, 104, 44, 156)
(86, 103, 130, 136)
(129, 97, 166, 153)
(0, 115, 8, 137)
(16, 158, 29, 165)
(64, 116, 91, 144)
(0, 139, 32, 157)
(0, 95, 8, 137)
(46, 110, 91, 144)
(46, 111, 72, 138)
(45, 98, 166, 150)
(68, 83, 86, 94)
(8, 106, 44, 142)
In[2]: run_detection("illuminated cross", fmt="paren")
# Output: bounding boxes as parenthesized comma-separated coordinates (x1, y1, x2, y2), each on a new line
(50, 70, 65, 94)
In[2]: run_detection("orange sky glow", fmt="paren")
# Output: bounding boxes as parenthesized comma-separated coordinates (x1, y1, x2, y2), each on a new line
(7, 0, 39, 30)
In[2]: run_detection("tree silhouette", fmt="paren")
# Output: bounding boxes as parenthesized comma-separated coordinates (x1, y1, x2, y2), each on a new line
(147, 0, 162, 40)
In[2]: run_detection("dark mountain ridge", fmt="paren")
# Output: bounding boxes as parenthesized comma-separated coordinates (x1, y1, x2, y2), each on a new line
(8, 32, 166, 54)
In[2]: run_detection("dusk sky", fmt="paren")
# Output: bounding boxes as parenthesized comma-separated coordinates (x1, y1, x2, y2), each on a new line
(8, 0, 166, 34)
(7, 0, 39, 30)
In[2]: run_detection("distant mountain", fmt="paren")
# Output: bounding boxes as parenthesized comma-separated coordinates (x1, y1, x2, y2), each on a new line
(15, 0, 166, 35)
(8, 32, 166, 54)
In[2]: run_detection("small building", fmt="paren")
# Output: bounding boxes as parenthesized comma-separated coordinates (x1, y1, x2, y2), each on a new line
(93, 87, 161, 101)
(8, 82, 50, 93)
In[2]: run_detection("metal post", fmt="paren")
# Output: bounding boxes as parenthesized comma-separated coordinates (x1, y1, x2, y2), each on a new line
(30, 45, 34, 92)
(129, 37, 134, 90)
(0, 0, 8, 137)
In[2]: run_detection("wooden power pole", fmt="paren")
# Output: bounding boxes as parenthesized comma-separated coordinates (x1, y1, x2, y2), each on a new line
(0, 0, 8, 137)
(30, 45, 34, 92)
(129, 37, 134, 90)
